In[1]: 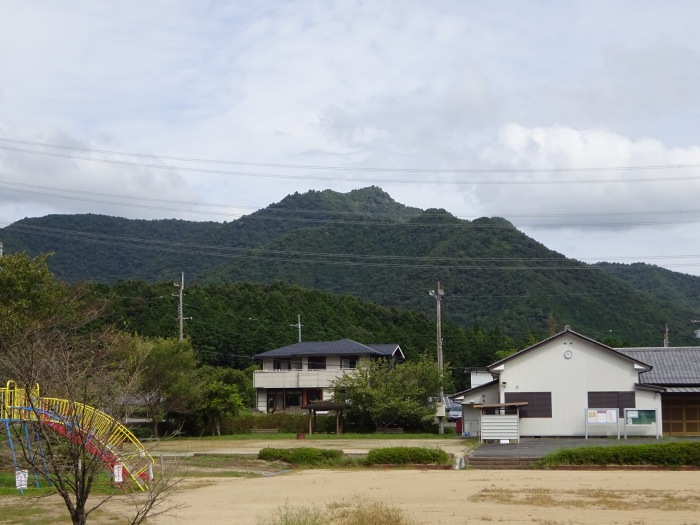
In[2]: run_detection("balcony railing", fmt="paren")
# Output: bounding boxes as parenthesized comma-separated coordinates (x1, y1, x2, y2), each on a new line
(253, 369, 353, 389)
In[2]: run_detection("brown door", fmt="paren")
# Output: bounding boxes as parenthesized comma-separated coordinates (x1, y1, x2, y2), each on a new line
(662, 395, 700, 436)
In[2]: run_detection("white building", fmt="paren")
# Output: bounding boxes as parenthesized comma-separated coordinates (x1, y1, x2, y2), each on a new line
(455, 327, 669, 439)
(253, 339, 404, 413)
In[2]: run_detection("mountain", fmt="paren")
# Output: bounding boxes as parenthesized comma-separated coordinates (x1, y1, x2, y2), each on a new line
(594, 262, 700, 313)
(0, 187, 419, 282)
(2, 186, 699, 346)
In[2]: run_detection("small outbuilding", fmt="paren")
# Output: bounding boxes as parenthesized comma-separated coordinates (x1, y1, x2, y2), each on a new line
(300, 400, 350, 435)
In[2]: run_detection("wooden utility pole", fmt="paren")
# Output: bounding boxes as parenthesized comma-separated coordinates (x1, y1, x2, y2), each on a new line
(429, 282, 445, 435)
(174, 272, 191, 341)
(291, 314, 303, 343)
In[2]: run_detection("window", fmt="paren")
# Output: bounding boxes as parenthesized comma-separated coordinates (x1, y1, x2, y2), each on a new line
(273, 359, 290, 371)
(285, 390, 302, 408)
(588, 391, 635, 413)
(306, 389, 322, 404)
(307, 356, 326, 370)
(504, 392, 552, 418)
(290, 358, 302, 370)
(340, 356, 359, 369)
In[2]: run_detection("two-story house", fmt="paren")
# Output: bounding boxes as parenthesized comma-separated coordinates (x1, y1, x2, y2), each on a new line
(253, 339, 404, 413)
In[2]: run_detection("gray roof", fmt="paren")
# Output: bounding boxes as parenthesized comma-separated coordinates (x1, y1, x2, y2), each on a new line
(450, 380, 499, 400)
(616, 347, 700, 385)
(664, 386, 700, 393)
(254, 338, 403, 359)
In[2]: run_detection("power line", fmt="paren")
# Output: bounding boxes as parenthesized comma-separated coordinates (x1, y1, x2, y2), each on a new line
(3, 142, 700, 186)
(4, 222, 700, 271)
(2, 183, 700, 227)
(4, 136, 700, 174)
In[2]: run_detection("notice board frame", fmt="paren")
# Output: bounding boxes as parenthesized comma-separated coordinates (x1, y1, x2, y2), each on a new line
(584, 408, 620, 439)
(623, 408, 660, 439)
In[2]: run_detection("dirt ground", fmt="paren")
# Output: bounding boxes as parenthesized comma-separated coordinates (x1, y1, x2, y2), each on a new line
(152, 469, 700, 525)
(5, 438, 697, 524)
(145, 438, 700, 525)
(150, 437, 469, 458)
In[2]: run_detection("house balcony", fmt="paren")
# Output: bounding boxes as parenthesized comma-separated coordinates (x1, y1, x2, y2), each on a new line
(253, 369, 352, 390)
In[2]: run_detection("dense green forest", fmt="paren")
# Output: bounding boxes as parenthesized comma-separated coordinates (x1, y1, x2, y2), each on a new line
(95, 280, 522, 391)
(3, 186, 700, 346)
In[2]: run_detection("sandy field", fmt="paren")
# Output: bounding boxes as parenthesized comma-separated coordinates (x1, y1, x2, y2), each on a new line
(150, 437, 469, 457)
(151, 469, 700, 525)
(146, 438, 700, 524)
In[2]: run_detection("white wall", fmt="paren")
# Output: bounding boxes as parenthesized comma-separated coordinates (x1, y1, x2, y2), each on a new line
(470, 370, 494, 388)
(460, 384, 499, 438)
(495, 334, 661, 437)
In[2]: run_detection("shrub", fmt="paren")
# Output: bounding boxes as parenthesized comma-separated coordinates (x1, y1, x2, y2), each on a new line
(258, 447, 343, 465)
(365, 447, 449, 465)
(539, 441, 700, 468)
(256, 501, 326, 525)
(220, 413, 337, 434)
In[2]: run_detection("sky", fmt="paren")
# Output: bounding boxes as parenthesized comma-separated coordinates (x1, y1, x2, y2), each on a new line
(1, 1, 700, 276)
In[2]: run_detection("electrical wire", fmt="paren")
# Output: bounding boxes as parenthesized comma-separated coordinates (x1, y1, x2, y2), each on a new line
(5, 221, 700, 269)
(4, 136, 700, 174)
(3, 142, 700, 185)
(2, 184, 700, 228)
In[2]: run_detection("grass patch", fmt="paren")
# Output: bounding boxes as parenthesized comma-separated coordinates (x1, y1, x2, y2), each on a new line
(537, 441, 700, 468)
(0, 471, 125, 496)
(159, 453, 289, 477)
(256, 497, 420, 525)
(469, 487, 700, 511)
(0, 499, 71, 524)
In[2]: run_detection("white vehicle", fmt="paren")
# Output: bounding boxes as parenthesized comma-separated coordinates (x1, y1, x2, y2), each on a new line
(447, 406, 462, 422)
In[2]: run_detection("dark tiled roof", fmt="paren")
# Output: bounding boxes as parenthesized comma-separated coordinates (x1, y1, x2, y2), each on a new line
(450, 380, 499, 399)
(664, 386, 700, 393)
(616, 347, 700, 385)
(254, 338, 401, 359)
(366, 344, 404, 359)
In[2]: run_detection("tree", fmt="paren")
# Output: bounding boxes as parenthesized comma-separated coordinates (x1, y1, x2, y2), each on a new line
(331, 354, 448, 430)
(0, 253, 177, 525)
(194, 366, 246, 435)
(132, 337, 200, 439)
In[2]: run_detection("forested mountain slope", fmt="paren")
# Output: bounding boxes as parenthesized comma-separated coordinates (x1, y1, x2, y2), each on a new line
(2, 186, 699, 346)
(96, 280, 511, 390)
(0, 186, 418, 282)
(594, 262, 700, 314)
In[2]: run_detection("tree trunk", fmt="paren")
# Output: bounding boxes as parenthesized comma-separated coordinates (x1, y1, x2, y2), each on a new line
(71, 505, 87, 525)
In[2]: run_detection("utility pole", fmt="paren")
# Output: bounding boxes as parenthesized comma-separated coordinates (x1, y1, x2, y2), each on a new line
(429, 282, 445, 435)
(291, 314, 302, 343)
(173, 272, 192, 341)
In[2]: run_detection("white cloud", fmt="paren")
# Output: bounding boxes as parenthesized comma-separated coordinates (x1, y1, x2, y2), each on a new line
(1, 1, 700, 273)
(476, 123, 700, 225)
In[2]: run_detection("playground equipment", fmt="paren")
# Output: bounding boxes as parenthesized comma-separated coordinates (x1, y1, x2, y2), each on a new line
(1, 380, 154, 492)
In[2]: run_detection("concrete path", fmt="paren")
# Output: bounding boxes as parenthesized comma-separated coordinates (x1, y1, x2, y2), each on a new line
(469, 436, 699, 458)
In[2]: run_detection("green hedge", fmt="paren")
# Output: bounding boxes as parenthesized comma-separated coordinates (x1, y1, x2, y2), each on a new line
(539, 442, 700, 468)
(365, 447, 450, 465)
(220, 413, 335, 434)
(257, 446, 451, 467)
(258, 447, 344, 465)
